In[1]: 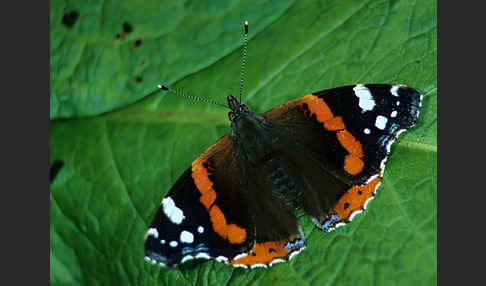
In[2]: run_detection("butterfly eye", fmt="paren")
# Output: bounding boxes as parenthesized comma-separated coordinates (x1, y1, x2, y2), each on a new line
(228, 111, 235, 121)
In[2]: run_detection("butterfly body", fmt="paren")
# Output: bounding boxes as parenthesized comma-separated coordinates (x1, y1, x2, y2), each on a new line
(144, 84, 422, 269)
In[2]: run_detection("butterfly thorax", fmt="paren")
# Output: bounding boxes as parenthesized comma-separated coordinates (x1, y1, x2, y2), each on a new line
(227, 96, 274, 164)
(226, 96, 301, 210)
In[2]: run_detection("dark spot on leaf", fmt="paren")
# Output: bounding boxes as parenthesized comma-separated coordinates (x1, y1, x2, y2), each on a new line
(344, 202, 350, 209)
(123, 22, 133, 34)
(158, 112, 173, 119)
(50, 160, 64, 183)
(269, 248, 276, 253)
(135, 76, 143, 83)
(135, 38, 143, 47)
(116, 33, 121, 39)
(62, 10, 79, 28)
(358, 190, 362, 195)
(416, 60, 421, 64)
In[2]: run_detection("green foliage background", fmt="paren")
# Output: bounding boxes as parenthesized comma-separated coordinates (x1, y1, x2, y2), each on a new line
(50, 0, 437, 285)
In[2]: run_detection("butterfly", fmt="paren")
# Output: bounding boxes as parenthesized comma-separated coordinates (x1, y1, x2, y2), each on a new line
(144, 21, 422, 269)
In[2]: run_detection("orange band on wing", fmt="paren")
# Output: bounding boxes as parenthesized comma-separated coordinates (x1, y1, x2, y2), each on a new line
(192, 164, 216, 208)
(301, 95, 365, 175)
(336, 130, 363, 157)
(227, 223, 247, 244)
(324, 116, 346, 131)
(343, 154, 365, 175)
(209, 205, 228, 238)
(304, 94, 334, 122)
(192, 161, 247, 244)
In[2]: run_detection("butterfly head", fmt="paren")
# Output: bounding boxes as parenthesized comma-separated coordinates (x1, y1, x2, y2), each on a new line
(226, 95, 273, 162)
(227, 95, 250, 122)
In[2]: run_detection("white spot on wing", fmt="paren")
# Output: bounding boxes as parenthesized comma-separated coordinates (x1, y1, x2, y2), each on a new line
(391, 85, 400, 97)
(363, 196, 375, 210)
(216, 256, 228, 262)
(181, 255, 194, 263)
(364, 128, 371, 134)
(269, 259, 286, 266)
(180, 231, 194, 244)
(288, 246, 306, 260)
(162, 197, 185, 224)
(391, 110, 398, 118)
(349, 209, 363, 221)
(147, 228, 158, 239)
(364, 173, 380, 185)
(250, 263, 267, 269)
(233, 253, 248, 260)
(160, 239, 166, 245)
(385, 129, 406, 154)
(169, 241, 178, 247)
(375, 115, 388, 130)
(353, 84, 375, 112)
(195, 253, 210, 259)
(197, 226, 204, 233)
(334, 222, 346, 229)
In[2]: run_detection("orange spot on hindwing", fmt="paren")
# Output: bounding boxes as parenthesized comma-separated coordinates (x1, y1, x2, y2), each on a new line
(230, 241, 289, 266)
(191, 160, 247, 244)
(333, 175, 381, 220)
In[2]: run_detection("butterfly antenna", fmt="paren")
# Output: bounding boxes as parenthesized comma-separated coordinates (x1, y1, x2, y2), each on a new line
(239, 21, 248, 104)
(157, 84, 229, 109)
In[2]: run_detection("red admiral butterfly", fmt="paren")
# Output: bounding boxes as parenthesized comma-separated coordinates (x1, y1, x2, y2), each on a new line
(144, 21, 422, 269)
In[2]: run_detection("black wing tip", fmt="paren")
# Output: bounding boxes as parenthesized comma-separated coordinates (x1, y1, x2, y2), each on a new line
(394, 85, 423, 125)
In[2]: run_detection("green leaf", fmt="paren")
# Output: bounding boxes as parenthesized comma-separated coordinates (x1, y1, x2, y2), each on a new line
(50, 0, 295, 119)
(50, 0, 437, 285)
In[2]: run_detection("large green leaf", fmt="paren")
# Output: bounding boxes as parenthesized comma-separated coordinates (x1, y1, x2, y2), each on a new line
(50, 0, 437, 285)
(50, 0, 295, 119)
